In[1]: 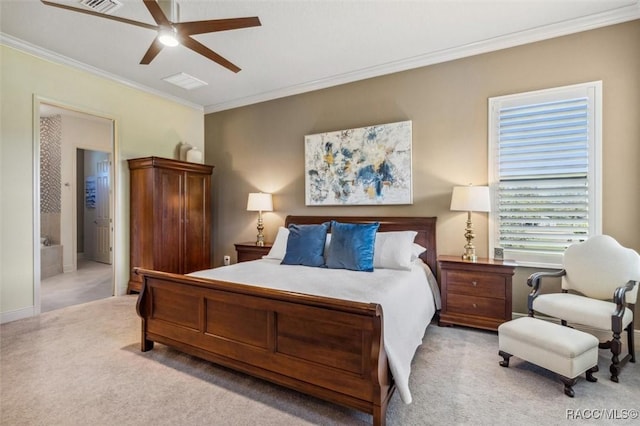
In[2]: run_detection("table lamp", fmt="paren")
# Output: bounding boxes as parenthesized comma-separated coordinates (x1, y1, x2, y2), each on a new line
(450, 185, 490, 261)
(247, 192, 273, 246)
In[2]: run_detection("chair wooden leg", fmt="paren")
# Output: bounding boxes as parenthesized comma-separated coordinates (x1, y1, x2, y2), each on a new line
(610, 331, 622, 383)
(627, 323, 636, 363)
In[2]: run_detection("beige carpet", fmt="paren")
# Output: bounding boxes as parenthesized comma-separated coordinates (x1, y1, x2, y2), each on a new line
(1, 296, 638, 425)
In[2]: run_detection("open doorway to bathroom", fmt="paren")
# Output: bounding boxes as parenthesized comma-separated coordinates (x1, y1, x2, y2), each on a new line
(38, 103, 114, 313)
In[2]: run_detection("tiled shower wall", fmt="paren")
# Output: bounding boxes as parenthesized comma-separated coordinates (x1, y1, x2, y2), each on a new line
(40, 115, 62, 245)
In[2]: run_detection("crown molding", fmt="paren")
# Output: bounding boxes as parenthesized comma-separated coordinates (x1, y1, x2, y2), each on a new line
(204, 3, 640, 114)
(0, 33, 204, 113)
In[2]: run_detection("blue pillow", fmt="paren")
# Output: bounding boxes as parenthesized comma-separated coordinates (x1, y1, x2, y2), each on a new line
(325, 221, 380, 272)
(281, 222, 329, 267)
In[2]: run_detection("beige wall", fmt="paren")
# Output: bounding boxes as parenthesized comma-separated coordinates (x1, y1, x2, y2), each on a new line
(205, 20, 640, 322)
(0, 45, 204, 321)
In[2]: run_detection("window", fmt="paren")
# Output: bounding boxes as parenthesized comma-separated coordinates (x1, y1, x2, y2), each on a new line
(488, 82, 602, 268)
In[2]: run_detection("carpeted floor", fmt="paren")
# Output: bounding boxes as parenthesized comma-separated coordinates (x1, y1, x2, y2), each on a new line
(1, 296, 638, 425)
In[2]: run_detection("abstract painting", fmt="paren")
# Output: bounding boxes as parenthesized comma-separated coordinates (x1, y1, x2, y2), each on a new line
(305, 120, 412, 206)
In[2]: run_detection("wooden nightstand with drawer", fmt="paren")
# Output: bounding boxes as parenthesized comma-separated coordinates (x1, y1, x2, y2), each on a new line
(438, 255, 517, 331)
(234, 242, 273, 263)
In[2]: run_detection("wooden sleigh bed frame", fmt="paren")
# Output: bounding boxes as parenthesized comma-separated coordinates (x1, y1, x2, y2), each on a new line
(135, 216, 437, 425)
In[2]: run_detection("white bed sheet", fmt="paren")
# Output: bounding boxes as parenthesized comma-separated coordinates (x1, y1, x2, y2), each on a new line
(189, 258, 439, 404)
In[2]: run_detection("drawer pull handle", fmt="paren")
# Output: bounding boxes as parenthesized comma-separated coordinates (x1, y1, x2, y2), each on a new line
(472, 303, 478, 308)
(471, 281, 478, 287)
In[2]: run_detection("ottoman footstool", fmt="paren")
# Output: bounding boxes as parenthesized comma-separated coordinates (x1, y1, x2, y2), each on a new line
(498, 317, 599, 397)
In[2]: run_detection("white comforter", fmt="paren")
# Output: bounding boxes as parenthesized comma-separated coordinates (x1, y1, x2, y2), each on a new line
(189, 258, 439, 404)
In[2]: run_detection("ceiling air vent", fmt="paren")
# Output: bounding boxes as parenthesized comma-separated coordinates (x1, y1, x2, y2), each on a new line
(163, 73, 208, 90)
(79, 0, 122, 15)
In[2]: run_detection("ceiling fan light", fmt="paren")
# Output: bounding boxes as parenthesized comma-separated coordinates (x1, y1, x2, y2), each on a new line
(158, 28, 179, 47)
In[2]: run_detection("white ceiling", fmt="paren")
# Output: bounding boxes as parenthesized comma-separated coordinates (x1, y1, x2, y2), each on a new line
(2, 0, 639, 113)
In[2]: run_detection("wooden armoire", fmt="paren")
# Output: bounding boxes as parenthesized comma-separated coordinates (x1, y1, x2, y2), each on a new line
(127, 157, 214, 293)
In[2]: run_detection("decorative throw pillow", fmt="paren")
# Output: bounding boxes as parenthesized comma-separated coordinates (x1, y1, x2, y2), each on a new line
(263, 226, 289, 260)
(373, 231, 418, 270)
(281, 222, 329, 267)
(325, 221, 379, 272)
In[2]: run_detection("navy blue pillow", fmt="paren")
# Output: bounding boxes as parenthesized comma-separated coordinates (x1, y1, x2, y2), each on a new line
(281, 222, 329, 267)
(325, 221, 380, 272)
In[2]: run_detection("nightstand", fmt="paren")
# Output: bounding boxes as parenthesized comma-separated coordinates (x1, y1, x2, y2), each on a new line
(438, 255, 517, 331)
(234, 242, 273, 263)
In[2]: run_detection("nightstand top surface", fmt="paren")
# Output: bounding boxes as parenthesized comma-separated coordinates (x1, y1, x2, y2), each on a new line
(438, 254, 517, 268)
(235, 242, 273, 248)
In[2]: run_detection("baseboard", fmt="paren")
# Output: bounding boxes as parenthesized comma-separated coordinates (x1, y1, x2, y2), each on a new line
(1, 305, 36, 324)
(512, 312, 640, 348)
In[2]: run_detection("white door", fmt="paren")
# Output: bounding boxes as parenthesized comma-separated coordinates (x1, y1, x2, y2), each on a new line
(95, 158, 111, 264)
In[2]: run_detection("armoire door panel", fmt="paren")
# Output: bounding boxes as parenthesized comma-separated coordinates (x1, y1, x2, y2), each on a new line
(184, 173, 211, 273)
(155, 168, 184, 273)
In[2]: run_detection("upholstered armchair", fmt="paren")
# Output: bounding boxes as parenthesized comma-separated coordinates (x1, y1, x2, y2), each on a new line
(527, 235, 640, 382)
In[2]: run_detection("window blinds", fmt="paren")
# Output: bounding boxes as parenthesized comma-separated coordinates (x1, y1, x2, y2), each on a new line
(497, 97, 589, 253)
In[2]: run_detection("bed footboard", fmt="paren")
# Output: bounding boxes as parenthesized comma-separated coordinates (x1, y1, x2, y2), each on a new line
(135, 268, 394, 425)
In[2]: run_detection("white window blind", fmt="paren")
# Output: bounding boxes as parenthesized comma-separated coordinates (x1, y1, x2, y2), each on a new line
(489, 82, 602, 268)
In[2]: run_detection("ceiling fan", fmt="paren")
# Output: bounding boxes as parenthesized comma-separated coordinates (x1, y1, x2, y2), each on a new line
(41, 0, 261, 72)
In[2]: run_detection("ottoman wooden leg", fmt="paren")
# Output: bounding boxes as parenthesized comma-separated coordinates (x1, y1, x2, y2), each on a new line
(499, 350, 512, 367)
(586, 365, 598, 382)
(559, 375, 577, 397)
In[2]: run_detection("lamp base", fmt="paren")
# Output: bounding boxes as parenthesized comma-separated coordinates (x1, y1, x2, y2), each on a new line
(255, 215, 265, 246)
(461, 212, 477, 262)
(462, 252, 477, 262)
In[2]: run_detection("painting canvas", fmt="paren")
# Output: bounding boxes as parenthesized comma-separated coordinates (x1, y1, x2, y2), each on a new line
(305, 120, 412, 206)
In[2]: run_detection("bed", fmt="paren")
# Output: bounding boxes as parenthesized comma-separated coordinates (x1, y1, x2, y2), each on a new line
(135, 216, 438, 425)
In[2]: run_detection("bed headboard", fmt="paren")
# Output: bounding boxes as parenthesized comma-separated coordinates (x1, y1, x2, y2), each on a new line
(284, 216, 437, 273)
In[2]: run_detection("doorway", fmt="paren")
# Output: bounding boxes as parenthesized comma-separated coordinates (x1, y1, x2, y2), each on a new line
(77, 149, 112, 265)
(37, 102, 115, 313)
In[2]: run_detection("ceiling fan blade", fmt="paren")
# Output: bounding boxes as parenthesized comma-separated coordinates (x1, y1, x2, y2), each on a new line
(142, 0, 171, 27)
(41, 0, 157, 31)
(175, 17, 261, 36)
(180, 36, 241, 73)
(140, 37, 164, 65)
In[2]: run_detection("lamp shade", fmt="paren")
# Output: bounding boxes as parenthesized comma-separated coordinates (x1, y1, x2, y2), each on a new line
(247, 193, 273, 212)
(450, 186, 490, 212)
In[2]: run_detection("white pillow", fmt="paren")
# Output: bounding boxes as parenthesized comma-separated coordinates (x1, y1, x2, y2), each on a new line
(324, 233, 331, 255)
(263, 226, 289, 260)
(412, 243, 427, 260)
(373, 231, 418, 270)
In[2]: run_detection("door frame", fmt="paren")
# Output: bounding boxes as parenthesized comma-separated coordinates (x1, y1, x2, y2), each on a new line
(33, 95, 118, 314)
